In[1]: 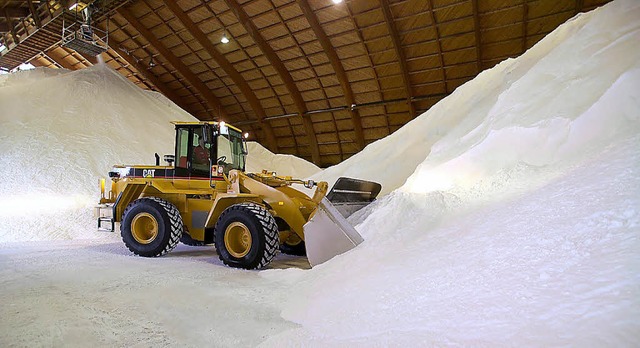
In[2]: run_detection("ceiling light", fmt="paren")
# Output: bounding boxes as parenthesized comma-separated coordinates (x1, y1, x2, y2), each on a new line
(221, 34, 229, 44)
(69, 2, 79, 10)
(332, 0, 343, 4)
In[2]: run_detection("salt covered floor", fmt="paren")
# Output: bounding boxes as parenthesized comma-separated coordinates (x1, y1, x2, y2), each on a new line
(0, 238, 308, 347)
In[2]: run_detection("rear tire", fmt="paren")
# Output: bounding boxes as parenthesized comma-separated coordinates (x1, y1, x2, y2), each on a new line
(214, 203, 278, 269)
(121, 197, 183, 257)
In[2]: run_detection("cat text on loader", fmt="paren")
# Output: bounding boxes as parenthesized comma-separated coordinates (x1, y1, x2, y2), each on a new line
(96, 121, 381, 269)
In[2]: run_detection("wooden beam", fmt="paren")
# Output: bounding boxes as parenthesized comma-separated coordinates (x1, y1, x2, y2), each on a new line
(107, 38, 190, 112)
(426, 0, 447, 92)
(76, 50, 98, 65)
(4, 10, 19, 44)
(29, 57, 44, 67)
(46, 48, 76, 70)
(471, 0, 482, 73)
(223, 0, 317, 163)
(297, 0, 365, 150)
(3, 7, 30, 19)
(575, 0, 584, 14)
(163, 0, 279, 152)
(41, 52, 63, 69)
(379, 0, 415, 118)
(522, 1, 529, 53)
(27, 0, 41, 28)
(117, 6, 228, 121)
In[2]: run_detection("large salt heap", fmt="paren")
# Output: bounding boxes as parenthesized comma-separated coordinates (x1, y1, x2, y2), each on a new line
(0, 66, 195, 241)
(245, 142, 320, 178)
(0, 65, 317, 242)
(263, 0, 640, 346)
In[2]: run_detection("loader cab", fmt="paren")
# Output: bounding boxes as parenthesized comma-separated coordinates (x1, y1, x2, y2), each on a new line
(174, 122, 246, 178)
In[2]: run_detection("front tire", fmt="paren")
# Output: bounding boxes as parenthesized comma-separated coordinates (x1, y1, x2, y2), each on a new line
(121, 197, 183, 257)
(214, 203, 279, 269)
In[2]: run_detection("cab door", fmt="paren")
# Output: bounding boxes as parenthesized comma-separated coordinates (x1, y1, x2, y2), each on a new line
(174, 125, 213, 179)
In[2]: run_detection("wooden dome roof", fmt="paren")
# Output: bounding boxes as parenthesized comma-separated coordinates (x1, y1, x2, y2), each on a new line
(2, 0, 611, 166)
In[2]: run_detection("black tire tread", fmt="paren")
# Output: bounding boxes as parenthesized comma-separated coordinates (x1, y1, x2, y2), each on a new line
(215, 203, 279, 269)
(121, 197, 183, 257)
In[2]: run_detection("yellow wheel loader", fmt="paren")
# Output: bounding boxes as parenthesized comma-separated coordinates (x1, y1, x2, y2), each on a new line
(96, 121, 381, 269)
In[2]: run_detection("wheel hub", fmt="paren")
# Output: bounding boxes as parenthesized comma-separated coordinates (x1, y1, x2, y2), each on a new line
(131, 212, 158, 244)
(224, 222, 252, 258)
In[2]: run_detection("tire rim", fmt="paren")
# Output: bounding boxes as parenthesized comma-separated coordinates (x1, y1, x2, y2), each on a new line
(224, 222, 252, 258)
(131, 212, 158, 244)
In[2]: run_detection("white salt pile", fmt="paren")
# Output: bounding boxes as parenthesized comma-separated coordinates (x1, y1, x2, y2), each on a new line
(0, 65, 316, 242)
(262, 0, 640, 345)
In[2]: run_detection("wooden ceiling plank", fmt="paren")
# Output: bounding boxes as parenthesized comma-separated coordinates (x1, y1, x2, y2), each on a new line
(107, 36, 190, 112)
(224, 0, 319, 164)
(26, 0, 42, 28)
(117, 6, 228, 121)
(2, 7, 30, 19)
(46, 48, 75, 70)
(163, 0, 279, 152)
(4, 9, 19, 44)
(40, 52, 63, 69)
(77, 51, 98, 65)
(297, 0, 365, 150)
(345, 2, 390, 135)
(379, 0, 416, 119)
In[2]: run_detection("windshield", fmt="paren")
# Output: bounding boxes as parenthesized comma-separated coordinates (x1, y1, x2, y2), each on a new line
(217, 126, 245, 173)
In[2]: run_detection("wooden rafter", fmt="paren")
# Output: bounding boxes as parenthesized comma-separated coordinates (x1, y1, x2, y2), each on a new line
(107, 37, 190, 112)
(2, 7, 29, 19)
(426, 0, 447, 92)
(117, 6, 228, 121)
(46, 49, 75, 70)
(471, 0, 482, 73)
(77, 51, 98, 65)
(575, 0, 585, 14)
(223, 0, 318, 163)
(296, 0, 365, 150)
(102, 48, 154, 90)
(379, 0, 415, 118)
(163, 0, 279, 152)
(4, 9, 19, 44)
(40, 52, 63, 69)
(26, 0, 41, 28)
(522, 1, 529, 53)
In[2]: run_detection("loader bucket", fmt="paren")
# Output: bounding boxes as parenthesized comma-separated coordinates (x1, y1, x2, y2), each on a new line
(304, 197, 365, 267)
(326, 177, 382, 218)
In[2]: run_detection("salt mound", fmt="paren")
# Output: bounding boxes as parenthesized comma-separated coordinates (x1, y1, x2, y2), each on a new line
(312, 0, 640, 198)
(265, 0, 640, 345)
(0, 65, 321, 242)
(245, 142, 320, 178)
(0, 65, 196, 241)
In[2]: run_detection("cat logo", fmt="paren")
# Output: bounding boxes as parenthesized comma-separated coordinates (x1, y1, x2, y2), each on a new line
(143, 169, 155, 178)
